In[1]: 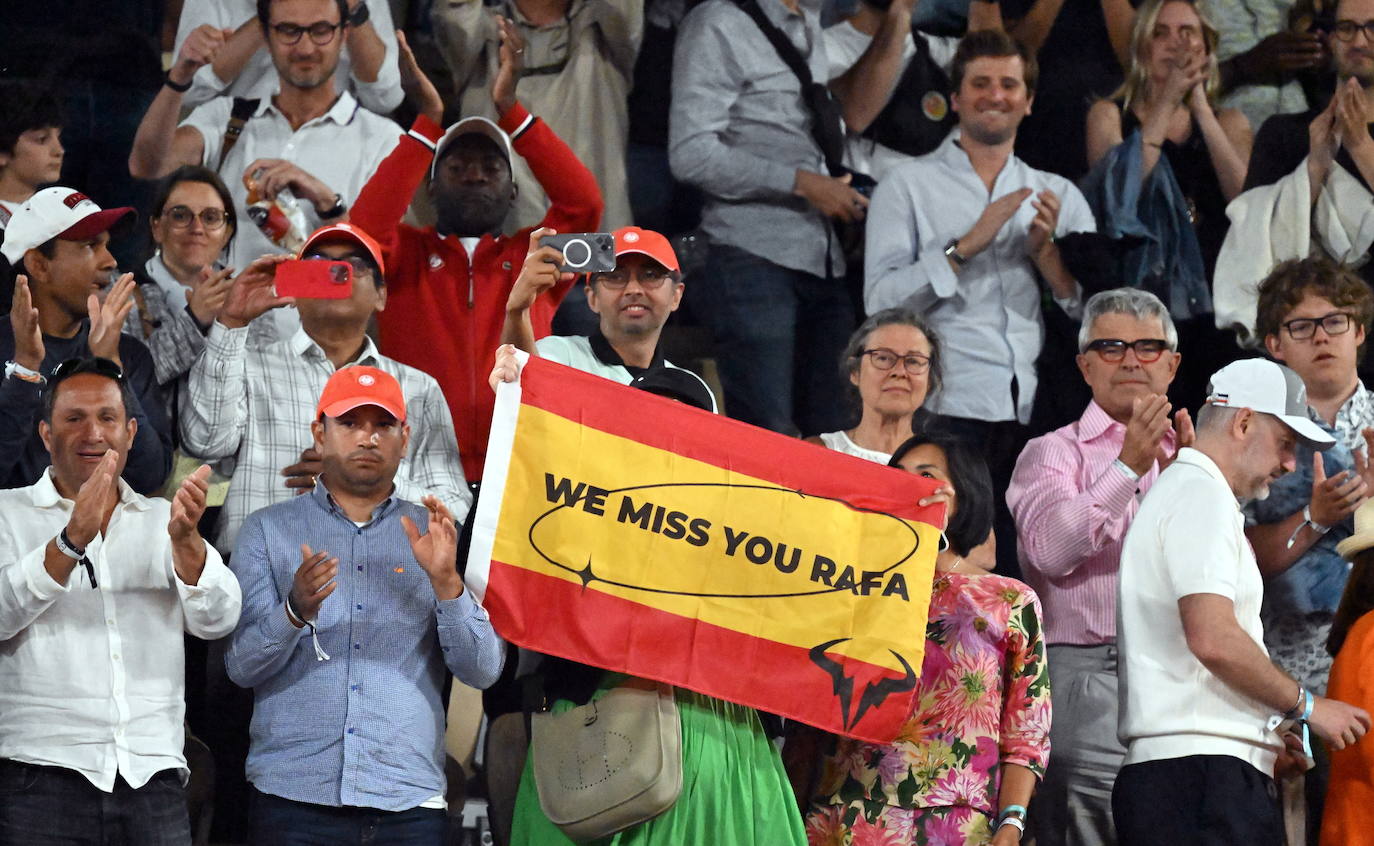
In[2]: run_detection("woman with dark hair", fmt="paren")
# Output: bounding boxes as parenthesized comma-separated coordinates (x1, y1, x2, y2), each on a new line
(125, 164, 272, 389)
(1321, 500, 1374, 845)
(803, 431, 1051, 846)
(807, 308, 942, 464)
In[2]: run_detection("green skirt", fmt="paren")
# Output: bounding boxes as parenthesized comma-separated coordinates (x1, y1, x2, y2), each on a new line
(510, 683, 806, 846)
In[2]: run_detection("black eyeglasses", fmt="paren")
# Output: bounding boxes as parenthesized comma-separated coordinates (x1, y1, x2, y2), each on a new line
(1281, 311, 1355, 340)
(162, 205, 227, 231)
(1084, 338, 1171, 363)
(270, 21, 343, 45)
(50, 357, 125, 384)
(1332, 19, 1374, 41)
(860, 348, 932, 375)
(590, 266, 673, 290)
(304, 253, 376, 279)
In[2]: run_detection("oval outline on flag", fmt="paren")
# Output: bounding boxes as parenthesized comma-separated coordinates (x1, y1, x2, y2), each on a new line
(526, 481, 923, 599)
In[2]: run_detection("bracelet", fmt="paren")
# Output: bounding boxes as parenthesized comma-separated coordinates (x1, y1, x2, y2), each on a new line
(999, 804, 1027, 822)
(163, 69, 193, 93)
(1285, 684, 1307, 719)
(55, 529, 85, 560)
(998, 815, 1026, 836)
(1143, 139, 1163, 149)
(4, 360, 45, 384)
(348, 0, 370, 27)
(317, 193, 347, 220)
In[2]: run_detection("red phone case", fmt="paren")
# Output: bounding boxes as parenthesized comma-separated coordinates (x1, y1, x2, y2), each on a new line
(275, 260, 354, 299)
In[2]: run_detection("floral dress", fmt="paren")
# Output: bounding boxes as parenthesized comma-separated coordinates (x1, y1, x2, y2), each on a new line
(804, 573, 1051, 846)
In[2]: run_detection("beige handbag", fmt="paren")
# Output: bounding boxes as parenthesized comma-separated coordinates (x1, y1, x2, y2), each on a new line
(530, 678, 683, 842)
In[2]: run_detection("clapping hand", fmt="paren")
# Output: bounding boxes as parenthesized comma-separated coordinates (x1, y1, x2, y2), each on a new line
(401, 495, 463, 600)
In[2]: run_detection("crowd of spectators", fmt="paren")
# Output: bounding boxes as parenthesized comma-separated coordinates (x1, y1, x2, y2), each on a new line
(6, 0, 1374, 843)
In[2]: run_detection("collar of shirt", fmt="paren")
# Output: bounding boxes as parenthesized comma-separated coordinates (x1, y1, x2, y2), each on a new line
(1075, 400, 1179, 453)
(589, 328, 663, 376)
(310, 474, 399, 524)
(758, 0, 809, 29)
(257, 90, 361, 128)
(288, 327, 382, 366)
(1170, 447, 1237, 505)
(29, 466, 147, 514)
(1320, 380, 1374, 452)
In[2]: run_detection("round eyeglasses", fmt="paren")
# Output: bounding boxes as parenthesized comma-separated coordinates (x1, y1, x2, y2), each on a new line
(162, 205, 227, 231)
(860, 348, 931, 375)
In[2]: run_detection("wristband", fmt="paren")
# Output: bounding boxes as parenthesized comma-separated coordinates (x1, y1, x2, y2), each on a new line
(317, 193, 346, 220)
(4, 360, 45, 384)
(163, 70, 193, 93)
(1296, 688, 1315, 760)
(56, 529, 98, 589)
(999, 804, 1027, 821)
(286, 596, 332, 662)
(1287, 506, 1331, 549)
(348, 1, 370, 27)
(998, 815, 1026, 836)
(1112, 458, 1141, 481)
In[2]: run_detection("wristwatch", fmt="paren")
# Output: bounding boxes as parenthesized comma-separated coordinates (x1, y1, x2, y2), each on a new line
(943, 238, 968, 268)
(318, 193, 347, 220)
(348, 1, 370, 27)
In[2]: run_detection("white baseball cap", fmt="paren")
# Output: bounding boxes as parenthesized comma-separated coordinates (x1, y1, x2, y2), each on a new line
(1205, 358, 1336, 450)
(430, 117, 514, 182)
(1, 187, 136, 265)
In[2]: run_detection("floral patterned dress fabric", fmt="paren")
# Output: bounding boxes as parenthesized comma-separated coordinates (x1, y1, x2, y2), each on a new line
(804, 573, 1051, 846)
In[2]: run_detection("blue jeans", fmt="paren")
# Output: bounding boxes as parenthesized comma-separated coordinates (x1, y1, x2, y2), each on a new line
(0, 760, 191, 845)
(691, 242, 854, 436)
(248, 787, 446, 846)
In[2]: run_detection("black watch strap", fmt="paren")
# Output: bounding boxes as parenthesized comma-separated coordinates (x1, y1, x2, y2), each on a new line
(164, 69, 193, 93)
(318, 194, 347, 220)
(348, 1, 370, 27)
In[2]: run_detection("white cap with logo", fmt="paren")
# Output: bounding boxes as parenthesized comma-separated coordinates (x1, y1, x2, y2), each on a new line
(0, 187, 136, 265)
(1205, 358, 1336, 450)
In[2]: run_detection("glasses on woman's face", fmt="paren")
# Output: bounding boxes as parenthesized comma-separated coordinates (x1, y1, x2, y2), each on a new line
(861, 348, 931, 375)
(270, 21, 343, 45)
(161, 205, 227, 231)
(1332, 19, 1374, 41)
(1084, 338, 1171, 363)
(1281, 311, 1355, 340)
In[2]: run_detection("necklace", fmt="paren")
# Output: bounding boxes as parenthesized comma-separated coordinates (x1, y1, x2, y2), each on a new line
(935, 555, 967, 574)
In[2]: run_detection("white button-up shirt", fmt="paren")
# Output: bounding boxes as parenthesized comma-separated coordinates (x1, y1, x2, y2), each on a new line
(864, 130, 1096, 423)
(0, 471, 242, 791)
(181, 90, 400, 282)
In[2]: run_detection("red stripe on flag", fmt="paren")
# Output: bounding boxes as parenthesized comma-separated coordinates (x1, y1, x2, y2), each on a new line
(485, 558, 920, 744)
(517, 357, 943, 524)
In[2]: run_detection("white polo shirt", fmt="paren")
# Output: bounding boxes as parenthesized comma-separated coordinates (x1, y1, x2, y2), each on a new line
(1117, 447, 1281, 775)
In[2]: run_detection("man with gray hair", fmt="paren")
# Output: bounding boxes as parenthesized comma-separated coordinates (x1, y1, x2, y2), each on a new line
(1007, 288, 1189, 846)
(1114, 358, 1369, 844)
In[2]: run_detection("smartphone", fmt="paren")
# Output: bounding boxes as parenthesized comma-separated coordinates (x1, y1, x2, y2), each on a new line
(540, 233, 616, 274)
(275, 260, 354, 299)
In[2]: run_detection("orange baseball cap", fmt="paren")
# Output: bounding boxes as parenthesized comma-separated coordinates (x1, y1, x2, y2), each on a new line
(613, 226, 679, 273)
(316, 366, 406, 422)
(299, 222, 387, 277)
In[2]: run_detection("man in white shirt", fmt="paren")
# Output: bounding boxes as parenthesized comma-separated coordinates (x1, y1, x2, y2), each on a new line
(1115, 357, 1370, 845)
(128, 0, 400, 288)
(171, 0, 401, 115)
(0, 357, 241, 845)
(865, 28, 1095, 573)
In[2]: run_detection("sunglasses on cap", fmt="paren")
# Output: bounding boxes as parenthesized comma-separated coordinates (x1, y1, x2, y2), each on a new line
(49, 357, 125, 384)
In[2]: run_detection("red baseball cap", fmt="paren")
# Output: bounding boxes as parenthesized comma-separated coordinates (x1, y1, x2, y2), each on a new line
(316, 366, 406, 422)
(1, 187, 136, 265)
(613, 226, 679, 273)
(299, 222, 387, 277)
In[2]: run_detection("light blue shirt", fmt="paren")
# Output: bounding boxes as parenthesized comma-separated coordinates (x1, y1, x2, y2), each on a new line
(225, 482, 503, 811)
(864, 131, 1096, 423)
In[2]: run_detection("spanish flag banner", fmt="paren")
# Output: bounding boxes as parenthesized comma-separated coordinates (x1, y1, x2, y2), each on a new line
(467, 354, 944, 743)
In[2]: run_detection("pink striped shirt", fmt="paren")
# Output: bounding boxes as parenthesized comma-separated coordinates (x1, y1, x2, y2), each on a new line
(1006, 401, 1176, 645)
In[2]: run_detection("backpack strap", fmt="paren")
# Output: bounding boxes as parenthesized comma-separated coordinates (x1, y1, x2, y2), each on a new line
(218, 97, 261, 172)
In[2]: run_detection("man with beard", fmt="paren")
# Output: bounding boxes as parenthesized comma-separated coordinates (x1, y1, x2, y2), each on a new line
(1216, 0, 1374, 374)
(1114, 358, 1370, 845)
(225, 365, 501, 844)
(865, 28, 1095, 574)
(349, 28, 602, 484)
(128, 0, 400, 297)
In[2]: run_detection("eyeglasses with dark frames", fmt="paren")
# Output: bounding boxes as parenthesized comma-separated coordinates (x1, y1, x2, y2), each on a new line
(162, 205, 228, 231)
(590, 266, 673, 290)
(860, 348, 932, 375)
(270, 21, 343, 45)
(303, 253, 376, 279)
(1332, 19, 1374, 41)
(49, 357, 125, 384)
(1084, 338, 1171, 363)
(1281, 311, 1355, 340)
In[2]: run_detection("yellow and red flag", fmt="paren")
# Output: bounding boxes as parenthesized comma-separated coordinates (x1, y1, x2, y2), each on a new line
(467, 354, 944, 743)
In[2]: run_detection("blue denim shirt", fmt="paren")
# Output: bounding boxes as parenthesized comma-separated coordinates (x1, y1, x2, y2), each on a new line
(225, 481, 504, 811)
(1245, 385, 1371, 618)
